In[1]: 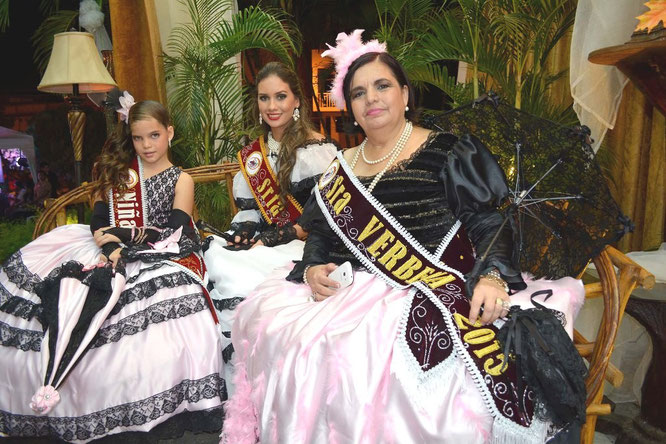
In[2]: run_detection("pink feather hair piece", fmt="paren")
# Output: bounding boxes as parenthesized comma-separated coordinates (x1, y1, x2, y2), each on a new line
(321, 29, 387, 110)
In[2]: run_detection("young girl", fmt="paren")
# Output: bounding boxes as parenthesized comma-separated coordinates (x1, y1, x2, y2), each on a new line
(203, 62, 337, 390)
(0, 99, 225, 442)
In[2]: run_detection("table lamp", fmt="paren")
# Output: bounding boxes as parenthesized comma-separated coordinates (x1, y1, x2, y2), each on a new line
(37, 31, 117, 192)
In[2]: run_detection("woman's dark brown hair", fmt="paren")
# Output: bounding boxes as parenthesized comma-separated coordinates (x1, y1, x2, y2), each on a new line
(92, 100, 171, 200)
(250, 62, 317, 203)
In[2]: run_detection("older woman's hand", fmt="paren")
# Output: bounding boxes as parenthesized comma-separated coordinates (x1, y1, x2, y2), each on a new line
(305, 263, 340, 302)
(468, 277, 510, 325)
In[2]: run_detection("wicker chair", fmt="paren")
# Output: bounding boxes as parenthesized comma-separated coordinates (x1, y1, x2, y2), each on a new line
(32, 161, 655, 443)
(32, 162, 241, 239)
(577, 246, 655, 443)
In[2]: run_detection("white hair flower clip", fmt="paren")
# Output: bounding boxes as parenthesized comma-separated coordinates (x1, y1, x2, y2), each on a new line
(321, 29, 387, 110)
(117, 91, 136, 123)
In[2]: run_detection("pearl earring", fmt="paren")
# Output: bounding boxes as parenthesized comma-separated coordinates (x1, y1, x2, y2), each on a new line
(259, 114, 263, 125)
(353, 121, 358, 126)
(405, 106, 409, 112)
(293, 108, 300, 121)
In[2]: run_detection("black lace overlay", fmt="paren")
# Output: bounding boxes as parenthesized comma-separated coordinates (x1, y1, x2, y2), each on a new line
(91, 293, 207, 349)
(235, 197, 259, 211)
(33, 261, 115, 386)
(125, 263, 169, 284)
(0, 320, 42, 352)
(2, 251, 42, 293)
(0, 373, 226, 441)
(144, 166, 181, 227)
(0, 282, 42, 321)
(212, 297, 244, 313)
(110, 272, 198, 317)
(88, 407, 224, 444)
(431, 99, 629, 279)
(120, 233, 200, 264)
(227, 221, 259, 243)
(222, 343, 234, 364)
(259, 222, 298, 247)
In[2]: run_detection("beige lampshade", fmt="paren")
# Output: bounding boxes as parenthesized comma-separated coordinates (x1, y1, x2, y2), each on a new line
(38, 31, 117, 94)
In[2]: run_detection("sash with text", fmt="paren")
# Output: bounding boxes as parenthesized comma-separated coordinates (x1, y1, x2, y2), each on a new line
(315, 153, 537, 433)
(237, 138, 302, 226)
(109, 157, 218, 323)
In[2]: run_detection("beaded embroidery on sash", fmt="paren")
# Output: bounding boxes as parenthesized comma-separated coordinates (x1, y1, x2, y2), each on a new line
(237, 138, 302, 226)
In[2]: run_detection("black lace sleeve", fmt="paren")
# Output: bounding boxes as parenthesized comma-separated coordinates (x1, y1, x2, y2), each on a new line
(285, 195, 337, 282)
(441, 134, 526, 294)
(259, 222, 298, 247)
(229, 221, 260, 242)
(120, 209, 200, 263)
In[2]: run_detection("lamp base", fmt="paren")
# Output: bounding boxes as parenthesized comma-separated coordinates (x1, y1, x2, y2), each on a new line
(67, 96, 86, 223)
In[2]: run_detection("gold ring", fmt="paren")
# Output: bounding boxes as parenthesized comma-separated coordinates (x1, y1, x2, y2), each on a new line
(495, 297, 503, 306)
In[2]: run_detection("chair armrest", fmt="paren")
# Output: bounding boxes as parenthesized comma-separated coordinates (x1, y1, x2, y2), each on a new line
(33, 162, 242, 240)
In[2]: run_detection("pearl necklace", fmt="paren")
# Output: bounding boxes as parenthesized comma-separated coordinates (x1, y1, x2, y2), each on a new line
(360, 120, 413, 165)
(351, 120, 413, 193)
(267, 132, 281, 157)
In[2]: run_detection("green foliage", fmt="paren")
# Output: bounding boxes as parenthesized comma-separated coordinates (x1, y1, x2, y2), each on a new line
(164, 0, 300, 167)
(39, 0, 61, 17)
(31, 9, 78, 74)
(164, 0, 300, 229)
(0, 0, 8, 32)
(28, 1, 106, 74)
(374, 0, 577, 123)
(194, 182, 233, 230)
(0, 219, 36, 264)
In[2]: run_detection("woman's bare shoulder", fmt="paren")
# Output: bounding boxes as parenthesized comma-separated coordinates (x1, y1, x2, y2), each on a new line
(309, 130, 326, 140)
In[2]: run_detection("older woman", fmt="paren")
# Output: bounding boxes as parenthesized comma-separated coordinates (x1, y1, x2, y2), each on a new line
(221, 31, 584, 444)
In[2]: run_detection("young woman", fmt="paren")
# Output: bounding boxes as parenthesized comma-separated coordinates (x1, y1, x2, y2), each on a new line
(203, 62, 337, 386)
(0, 99, 225, 442)
(221, 31, 585, 443)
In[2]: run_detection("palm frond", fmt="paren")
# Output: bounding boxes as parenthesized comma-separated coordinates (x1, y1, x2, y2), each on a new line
(212, 6, 300, 66)
(408, 64, 474, 108)
(0, 0, 9, 32)
(165, 0, 298, 168)
(39, 0, 61, 17)
(31, 9, 79, 73)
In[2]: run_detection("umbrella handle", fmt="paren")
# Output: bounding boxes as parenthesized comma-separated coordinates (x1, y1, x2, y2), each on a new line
(479, 212, 511, 262)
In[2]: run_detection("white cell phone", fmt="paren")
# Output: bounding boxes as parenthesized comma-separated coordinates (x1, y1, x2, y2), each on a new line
(328, 261, 354, 289)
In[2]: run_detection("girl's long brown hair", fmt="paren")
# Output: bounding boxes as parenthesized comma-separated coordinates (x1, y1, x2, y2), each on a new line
(92, 101, 171, 200)
(251, 62, 317, 203)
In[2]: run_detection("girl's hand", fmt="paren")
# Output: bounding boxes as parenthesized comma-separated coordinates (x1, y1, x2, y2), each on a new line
(306, 263, 340, 302)
(468, 277, 510, 325)
(93, 227, 121, 247)
(250, 239, 264, 249)
(108, 248, 123, 269)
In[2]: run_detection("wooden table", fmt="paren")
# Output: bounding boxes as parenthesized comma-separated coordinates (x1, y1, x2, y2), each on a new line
(589, 29, 666, 116)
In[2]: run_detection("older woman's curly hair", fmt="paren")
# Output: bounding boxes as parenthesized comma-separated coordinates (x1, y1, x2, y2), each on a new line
(92, 101, 171, 200)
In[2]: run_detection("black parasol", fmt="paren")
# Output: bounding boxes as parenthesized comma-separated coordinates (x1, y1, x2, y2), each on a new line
(425, 95, 632, 279)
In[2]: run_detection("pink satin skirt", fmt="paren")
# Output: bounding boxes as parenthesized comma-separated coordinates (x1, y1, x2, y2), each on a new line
(0, 224, 225, 442)
(222, 266, 584, 443)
